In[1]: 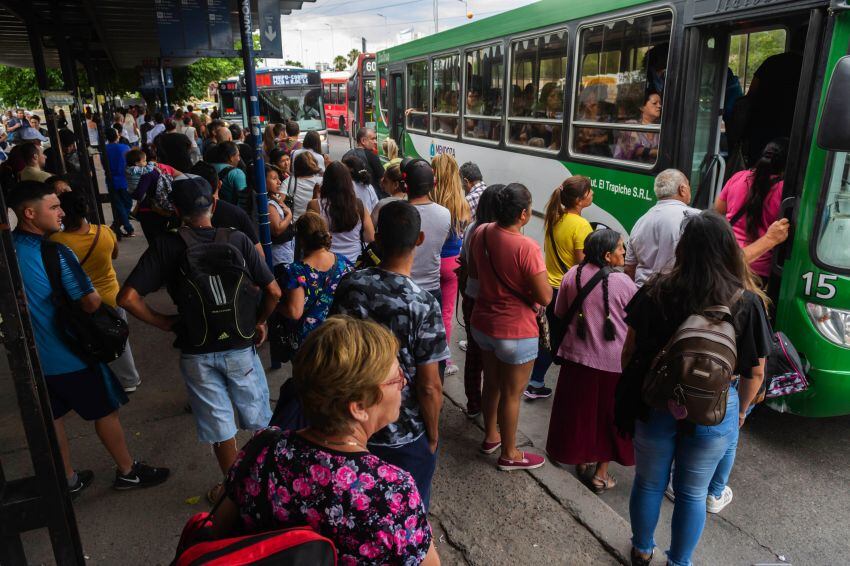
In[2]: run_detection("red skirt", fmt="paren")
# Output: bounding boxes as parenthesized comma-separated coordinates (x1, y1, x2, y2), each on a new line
(545, 360, 635, 466)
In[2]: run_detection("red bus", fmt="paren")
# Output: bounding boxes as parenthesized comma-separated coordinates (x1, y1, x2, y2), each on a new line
(217, 77, 242, 125)
(345, 53, 377, 145)
(321, 71, 349, 135)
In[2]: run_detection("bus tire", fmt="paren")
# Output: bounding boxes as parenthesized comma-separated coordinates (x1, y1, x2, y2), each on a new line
(339, 117, 346, 137)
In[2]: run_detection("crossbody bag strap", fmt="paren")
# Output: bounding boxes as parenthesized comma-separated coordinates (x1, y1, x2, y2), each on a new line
(483, 224, 534, 310)
(560, 266, 609, 327)
(547, 223, 569, 275)
(78, 224, 101, 266)
(728, 205, 747, 228)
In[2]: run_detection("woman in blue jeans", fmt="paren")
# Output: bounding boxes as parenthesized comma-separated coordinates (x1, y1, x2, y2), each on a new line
(616, 211, 771, 566)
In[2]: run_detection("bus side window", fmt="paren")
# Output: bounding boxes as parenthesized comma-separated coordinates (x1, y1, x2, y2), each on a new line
(507, 29, 568, 152)
(571, 11, 673, 165)
(406, 60, 429, 132)
(431, 54, 460, 135)
(463, 43, 504, 143)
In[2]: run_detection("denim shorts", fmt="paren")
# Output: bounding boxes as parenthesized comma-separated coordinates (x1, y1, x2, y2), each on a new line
(471, 327, 538, 365)
(179, 346, 272, 443)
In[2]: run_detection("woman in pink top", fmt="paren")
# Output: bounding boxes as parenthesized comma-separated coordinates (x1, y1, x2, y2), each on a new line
(715, 138, 788, 279)
(469, 183, 552, 471)
(545, 230, 636, 492)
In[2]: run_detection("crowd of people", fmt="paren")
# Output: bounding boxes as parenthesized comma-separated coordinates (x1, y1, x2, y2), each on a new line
(5, 88, 796, 564)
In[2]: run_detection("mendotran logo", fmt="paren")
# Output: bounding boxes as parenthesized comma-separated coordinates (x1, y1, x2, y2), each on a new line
(429, 140, 456, 158)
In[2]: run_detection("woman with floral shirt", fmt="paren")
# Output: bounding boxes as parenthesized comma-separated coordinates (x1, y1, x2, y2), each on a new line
(211, 316, 440, 565)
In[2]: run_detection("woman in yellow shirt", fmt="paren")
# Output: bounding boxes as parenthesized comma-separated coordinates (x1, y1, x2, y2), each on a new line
(51, 191, 141, 392)
(525, 176, 594, 399)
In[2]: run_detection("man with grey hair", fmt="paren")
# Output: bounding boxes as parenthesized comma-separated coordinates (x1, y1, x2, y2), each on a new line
(624, 168, 697, 286)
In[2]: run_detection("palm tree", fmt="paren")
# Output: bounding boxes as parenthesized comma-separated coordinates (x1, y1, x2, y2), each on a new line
(333, 55, 347, 71)
(346, 49, 361, 67)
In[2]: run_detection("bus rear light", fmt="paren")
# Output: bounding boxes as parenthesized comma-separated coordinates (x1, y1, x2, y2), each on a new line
(806, 303, 850, 348)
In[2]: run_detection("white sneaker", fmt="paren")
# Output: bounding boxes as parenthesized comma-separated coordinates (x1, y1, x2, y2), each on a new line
(445, 363, 459, 375)
(706, 486, 733, 514)
(458, 340, 468, 352)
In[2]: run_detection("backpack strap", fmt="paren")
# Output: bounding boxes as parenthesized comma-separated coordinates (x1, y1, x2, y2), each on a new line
(177, 226, 203, 249)
(214, 227, 234, 244)
(728, 206, 747, 228)
(560, 266, 609, 327)
(40, 240, 67, 306)
(547, 223, 569, 275)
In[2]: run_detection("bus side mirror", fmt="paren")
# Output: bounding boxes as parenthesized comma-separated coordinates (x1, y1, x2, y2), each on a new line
(817, 55, 850, 151)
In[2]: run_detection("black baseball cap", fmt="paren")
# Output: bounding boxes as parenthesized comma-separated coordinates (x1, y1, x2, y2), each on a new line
(169, 174, 213, 214)
(401, 157, 434, 194)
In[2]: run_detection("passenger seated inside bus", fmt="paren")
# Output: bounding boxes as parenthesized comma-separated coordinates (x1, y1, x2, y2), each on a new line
(614, 91, 662, 163)
(644, 43, 669, 95)
(534, 82, 563, 120)
(574, 84, 613, 156)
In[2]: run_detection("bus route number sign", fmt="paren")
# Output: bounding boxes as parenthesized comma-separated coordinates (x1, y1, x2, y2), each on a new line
(364, 60, 377, 75)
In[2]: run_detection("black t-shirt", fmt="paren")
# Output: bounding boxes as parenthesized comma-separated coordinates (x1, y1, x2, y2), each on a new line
(363, 148, 384, 189)
(615, 285, 771, 433)
(212, 200, 259, 244)
(155, 132, 193, 173)
(124, 226, 274, 352)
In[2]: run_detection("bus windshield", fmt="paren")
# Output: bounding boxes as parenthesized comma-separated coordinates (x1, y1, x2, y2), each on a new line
(816, 152, 850, 271)
(259, 86, 324, 130)
(219, 91, 239, 118)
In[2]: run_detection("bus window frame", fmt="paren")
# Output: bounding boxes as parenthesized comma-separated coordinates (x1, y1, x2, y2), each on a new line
(428, 49, 462, 141)
(406, 58, 431, 134)
(462, 40, 507, 147)
(379, 65, 389, 128)
(810, 150, 850, 275)
(567, 7, 676, 171)
(505, 27, 570, 154)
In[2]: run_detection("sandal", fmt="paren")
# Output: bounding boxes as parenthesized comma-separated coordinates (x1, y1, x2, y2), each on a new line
(630, 547, 653, 566)
(590, 473, 617, 494)
(207, 482, 224, 505)
(575, 463, 594, 479)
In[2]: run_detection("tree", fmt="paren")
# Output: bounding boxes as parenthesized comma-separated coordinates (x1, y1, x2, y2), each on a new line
(333, 55, 347, 71)
(0, 65, 64, 108)
(284, 59, 303, 68)
(171, 57, 244, 101)
(346, 49, 361, 67)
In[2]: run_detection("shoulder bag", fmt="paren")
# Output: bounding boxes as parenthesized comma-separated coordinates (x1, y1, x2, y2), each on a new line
(482, 225, 550, 352)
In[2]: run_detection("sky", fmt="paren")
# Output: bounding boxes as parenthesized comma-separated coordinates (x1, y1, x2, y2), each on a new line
(270, 0, 539, 68)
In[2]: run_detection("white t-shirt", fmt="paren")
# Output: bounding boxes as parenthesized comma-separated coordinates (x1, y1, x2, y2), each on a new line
(410, 201, 451, 291)
(286, 173, 322, 221)
(320, 199, 363, 263)
(290, 148, 326, 173)
(123, 114, 139, 143)
(353, 182, 379, 214)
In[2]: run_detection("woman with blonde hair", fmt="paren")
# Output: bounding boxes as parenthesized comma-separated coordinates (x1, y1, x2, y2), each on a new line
(382, 137, 401, 169)
(431, 153, 470, 374)
(211, 316, 440, 566)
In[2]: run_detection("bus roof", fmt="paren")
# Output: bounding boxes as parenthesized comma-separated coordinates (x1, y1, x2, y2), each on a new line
(321, 71, 350, 81)
(378, 0, 649, 63)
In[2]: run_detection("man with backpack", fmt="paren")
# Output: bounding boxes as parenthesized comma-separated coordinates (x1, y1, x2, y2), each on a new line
(118, 176, 280, 495)
(10, 181, 170, 498)
(354, 127, 385, 189)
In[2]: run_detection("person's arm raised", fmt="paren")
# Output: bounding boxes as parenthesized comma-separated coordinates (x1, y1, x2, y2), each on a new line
(742, 218, 789, 265)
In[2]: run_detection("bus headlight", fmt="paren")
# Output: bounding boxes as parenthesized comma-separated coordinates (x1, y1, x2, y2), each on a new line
(806, 303, 850, 347)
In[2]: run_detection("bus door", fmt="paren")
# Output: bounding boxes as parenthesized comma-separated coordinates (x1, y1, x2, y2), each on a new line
(388, 72, 405, 154)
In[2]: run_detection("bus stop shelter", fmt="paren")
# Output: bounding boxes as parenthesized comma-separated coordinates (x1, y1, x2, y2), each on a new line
(0, 2, 312, 564)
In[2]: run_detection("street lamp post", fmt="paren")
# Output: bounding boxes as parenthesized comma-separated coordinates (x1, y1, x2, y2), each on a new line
(325, 23, 335, 62)
(377, 13, 389, 50)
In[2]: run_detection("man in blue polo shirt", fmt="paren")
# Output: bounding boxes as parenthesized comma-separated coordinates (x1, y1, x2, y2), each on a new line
(9, 181, 169, 498)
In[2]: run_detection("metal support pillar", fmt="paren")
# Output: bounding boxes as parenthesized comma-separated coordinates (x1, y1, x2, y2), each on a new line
(0, 191, 86, 565)
(158, 58, 170, 116)
(238, 0, 273, 268)
(55, 34, 103, 223)
(25, 22, 64, 173)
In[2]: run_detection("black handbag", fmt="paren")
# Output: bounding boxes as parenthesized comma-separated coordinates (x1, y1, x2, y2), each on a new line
(40, 239, 129, 364)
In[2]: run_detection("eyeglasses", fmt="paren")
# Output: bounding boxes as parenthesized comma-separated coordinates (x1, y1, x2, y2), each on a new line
(381, 366, 406, 390)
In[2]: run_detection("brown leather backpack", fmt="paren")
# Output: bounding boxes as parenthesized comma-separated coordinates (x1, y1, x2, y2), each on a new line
(642, 296, 741, 426)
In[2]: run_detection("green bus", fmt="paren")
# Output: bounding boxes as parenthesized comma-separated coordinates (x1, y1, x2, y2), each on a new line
(376, 0, 850, 417)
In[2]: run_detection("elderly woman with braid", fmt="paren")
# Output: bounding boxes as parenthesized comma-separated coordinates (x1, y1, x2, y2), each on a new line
(545, 229, 637, 493)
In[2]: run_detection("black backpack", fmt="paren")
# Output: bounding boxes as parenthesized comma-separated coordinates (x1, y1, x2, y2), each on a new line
(40, 240, 129, 364)
(174, 227, 262, 350)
